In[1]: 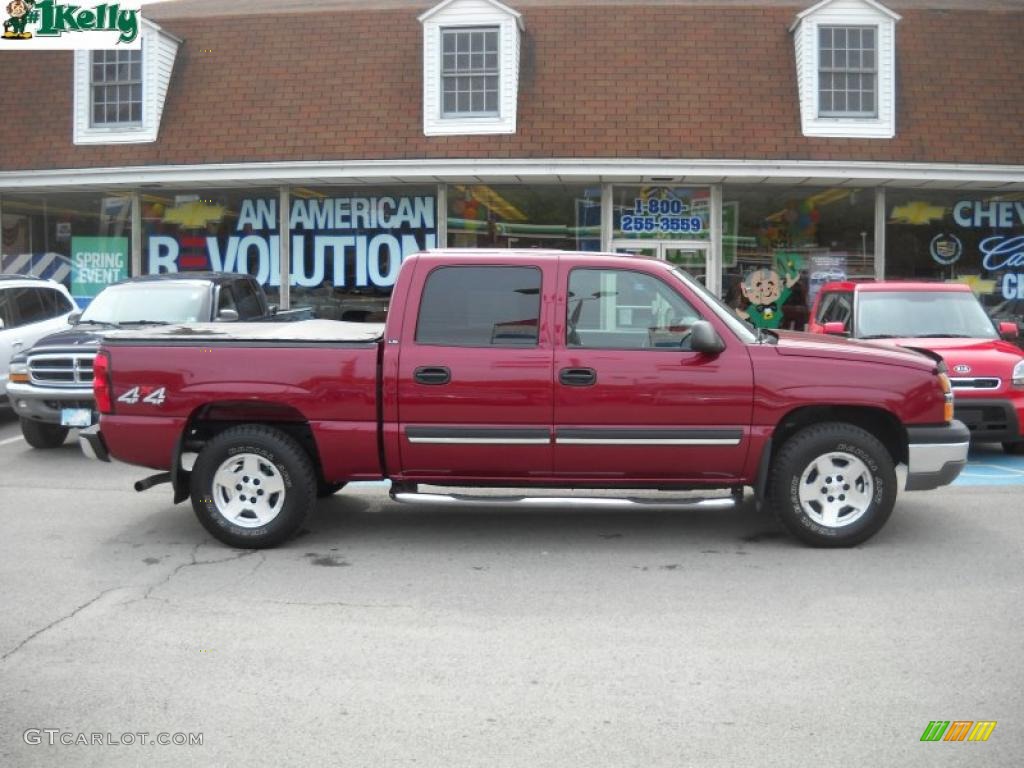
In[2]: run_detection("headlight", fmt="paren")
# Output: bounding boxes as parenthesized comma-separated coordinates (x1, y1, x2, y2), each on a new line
(1013, 360, 1024, 388)
(938, 372, 954, 422)
(8, 362, 29, 385)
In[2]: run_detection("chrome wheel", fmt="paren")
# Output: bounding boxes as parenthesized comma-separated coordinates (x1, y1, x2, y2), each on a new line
(211, 453, 286, 528)
(797, 451, 873, 529)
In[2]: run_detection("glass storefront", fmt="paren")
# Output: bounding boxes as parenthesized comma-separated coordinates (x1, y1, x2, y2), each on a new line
(1, 191, 133, 307)
(447, 184, 601, 251)
(721, 184, 875, 329)
(885, 189, 1024, 313)
(6, 181, 1023, 327)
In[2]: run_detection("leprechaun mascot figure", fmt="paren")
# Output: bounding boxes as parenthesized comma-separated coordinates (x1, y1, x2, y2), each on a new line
(3, 0, 35, 39)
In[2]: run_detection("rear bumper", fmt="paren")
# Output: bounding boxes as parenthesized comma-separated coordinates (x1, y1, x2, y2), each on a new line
(905, 421, 970, 491)
(6, 381, 96, 425)
(953, 398, 1023, 443)
(79, 425, 110, 462)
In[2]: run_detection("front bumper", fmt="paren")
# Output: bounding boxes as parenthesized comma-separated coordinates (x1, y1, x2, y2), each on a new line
(953, 398, 1023, 444)
(79, 425, 110, 462)
(905, 421, 970, 491)
(6, 381, 96, 425)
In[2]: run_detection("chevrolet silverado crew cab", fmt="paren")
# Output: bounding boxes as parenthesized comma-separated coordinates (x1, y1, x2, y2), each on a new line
(81, 250, 968, 549)
(7, 272, 309, 449)
(808, 281, 1024, 454)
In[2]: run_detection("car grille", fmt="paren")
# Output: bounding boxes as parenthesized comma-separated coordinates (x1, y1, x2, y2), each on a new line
(950, 377, 1000, 390)
(28, 353, 96, 388)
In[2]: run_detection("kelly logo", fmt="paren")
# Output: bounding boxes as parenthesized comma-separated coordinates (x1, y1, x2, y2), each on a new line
(920, 720, 997, 742)
(1, 0, 140, 48)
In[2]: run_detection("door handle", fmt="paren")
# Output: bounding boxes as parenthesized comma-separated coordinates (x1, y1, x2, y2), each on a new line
(413, 366, 451, 385)
(559, 367, 597, 386)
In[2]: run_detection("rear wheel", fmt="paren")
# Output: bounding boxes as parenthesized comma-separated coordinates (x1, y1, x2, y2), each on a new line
(190, 425, 316, 548)
(20, 418, 69, 449)
(769, 422, 896, 547)
(1002, 441, 1024, 455)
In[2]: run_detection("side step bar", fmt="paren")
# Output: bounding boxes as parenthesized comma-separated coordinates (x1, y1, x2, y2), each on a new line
(390, 490, 736, 510)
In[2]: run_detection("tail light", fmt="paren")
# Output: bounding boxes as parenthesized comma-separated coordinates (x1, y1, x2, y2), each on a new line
(94, 351, 113, 414)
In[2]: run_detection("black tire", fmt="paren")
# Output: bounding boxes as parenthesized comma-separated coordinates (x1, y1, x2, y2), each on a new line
(316, 481, 347, 498)
(190, 425, 317, 548)
(1002, 441, 1024, 455)
(20, 418, 69, 449)
(768, 422, 897, 547)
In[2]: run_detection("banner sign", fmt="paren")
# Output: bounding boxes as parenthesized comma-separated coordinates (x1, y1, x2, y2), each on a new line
(148, 195, 438, 289)
(71, 235, 127, 298)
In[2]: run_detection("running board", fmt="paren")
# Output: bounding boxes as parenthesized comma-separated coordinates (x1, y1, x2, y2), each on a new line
(390, 490, 736, 510)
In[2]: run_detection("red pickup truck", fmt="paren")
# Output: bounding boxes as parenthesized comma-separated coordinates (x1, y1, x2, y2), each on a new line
(81, 250, 968, 549)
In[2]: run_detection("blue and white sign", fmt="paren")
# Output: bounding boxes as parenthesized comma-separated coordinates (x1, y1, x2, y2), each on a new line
(148, 195, 437, 289)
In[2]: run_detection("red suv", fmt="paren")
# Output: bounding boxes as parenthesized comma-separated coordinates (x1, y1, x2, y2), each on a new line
(809, 281, 1024, 454)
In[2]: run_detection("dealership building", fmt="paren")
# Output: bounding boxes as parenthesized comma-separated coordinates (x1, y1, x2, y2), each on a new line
(1, 0, 1023, 321)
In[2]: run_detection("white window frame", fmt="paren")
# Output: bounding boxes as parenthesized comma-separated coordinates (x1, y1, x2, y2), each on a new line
(88, 48, 145, 128)
(72, 19, 181, 145)
(440, 26, 501, 118)
(791, 0, 900, 139)
(419, 0, 524, 137)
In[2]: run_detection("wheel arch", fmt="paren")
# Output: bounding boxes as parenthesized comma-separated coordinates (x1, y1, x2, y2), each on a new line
(171, 400, 327, 504)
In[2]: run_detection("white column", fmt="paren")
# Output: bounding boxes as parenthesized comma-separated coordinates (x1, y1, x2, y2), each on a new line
(600, 183, 613, 251)
(131, 191, 142, 276)
(708, 184, 724, 297)
(436, 183, 447, 248)
(278, 186, 290, 310)
(874, 187, 886, 280)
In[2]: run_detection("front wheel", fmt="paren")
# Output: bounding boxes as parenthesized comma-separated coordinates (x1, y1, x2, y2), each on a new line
(20, 418, 69, 449)
(190, 425, 317, 548)
(769, 422, 897, 547)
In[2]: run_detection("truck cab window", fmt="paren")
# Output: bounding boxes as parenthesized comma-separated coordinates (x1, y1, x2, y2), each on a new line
(233, 280, 265, 320)
(567, 269, 702, 350)
(416, 266, 542, 347)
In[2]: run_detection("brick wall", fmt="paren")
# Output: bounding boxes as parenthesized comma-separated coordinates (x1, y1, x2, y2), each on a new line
(1, 5, 1022, 171)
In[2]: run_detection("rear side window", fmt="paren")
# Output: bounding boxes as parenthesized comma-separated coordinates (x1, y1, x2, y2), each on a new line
(0, 288, 17, 328)
(820, 291, 853, 326)
(13, 287, 49, 326)
(416, 266, 542, 347)
(233, 279, 265, 320)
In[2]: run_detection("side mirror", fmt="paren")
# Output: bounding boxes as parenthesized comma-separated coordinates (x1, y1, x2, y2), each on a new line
(216, 308, 239, 322)
(823, 321, 847, 336)
(998, 321, 1019, 340)
(690, 320, 725, 355)
(67, 312, 82, 325)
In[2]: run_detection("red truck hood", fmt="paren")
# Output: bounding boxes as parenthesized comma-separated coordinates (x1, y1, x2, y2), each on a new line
(873, 336, 1024, 380)
(770, 330, 936, 371)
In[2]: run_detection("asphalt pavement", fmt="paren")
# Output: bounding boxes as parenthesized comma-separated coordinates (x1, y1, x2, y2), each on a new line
(0, 409, 1021, 767)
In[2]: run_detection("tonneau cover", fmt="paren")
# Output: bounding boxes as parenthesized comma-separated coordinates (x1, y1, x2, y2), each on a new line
(101, 319, 385, 344)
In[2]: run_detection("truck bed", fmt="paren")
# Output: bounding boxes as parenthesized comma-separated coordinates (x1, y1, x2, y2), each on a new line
(98, 319, 384, 479)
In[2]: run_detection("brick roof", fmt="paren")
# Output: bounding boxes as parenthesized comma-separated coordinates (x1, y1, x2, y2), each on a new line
(2, 1, 1023, 172)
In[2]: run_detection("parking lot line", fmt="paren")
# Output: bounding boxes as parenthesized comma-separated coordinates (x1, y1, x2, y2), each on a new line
(0, 435, 24, 447)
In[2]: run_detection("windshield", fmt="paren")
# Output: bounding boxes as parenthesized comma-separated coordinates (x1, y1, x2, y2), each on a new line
(855, 291, 998, 340)
(80, 282, 210, 325)
(669, 267, 757, 343)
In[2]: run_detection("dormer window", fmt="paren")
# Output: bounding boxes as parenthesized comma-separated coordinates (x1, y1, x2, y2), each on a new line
(420, 0, 523, 136)
(792, 0, 899, 139)
(818, 26, 876, 118)
(441, 27, 500, 117)
(90, 49, 143, 126)
(72, 19, 181, 145)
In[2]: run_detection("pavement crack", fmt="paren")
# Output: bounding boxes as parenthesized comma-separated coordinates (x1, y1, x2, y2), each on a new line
(121, 544, 262, 606)
(263, 600, 409, 609)
(1, 587, 124, 663)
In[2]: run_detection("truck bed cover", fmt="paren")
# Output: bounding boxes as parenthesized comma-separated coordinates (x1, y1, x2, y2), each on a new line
(101, 319, 385, 344)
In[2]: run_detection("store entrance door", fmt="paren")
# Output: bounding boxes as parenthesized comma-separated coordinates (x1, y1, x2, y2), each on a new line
(612, 241, 710, 284)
